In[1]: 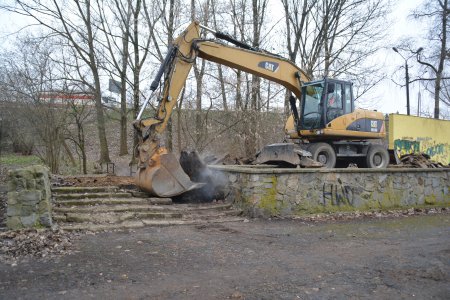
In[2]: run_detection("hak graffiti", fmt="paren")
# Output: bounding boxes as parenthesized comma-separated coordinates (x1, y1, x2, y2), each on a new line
(394, 139, 420, 155)
(321, 181, 354, 206)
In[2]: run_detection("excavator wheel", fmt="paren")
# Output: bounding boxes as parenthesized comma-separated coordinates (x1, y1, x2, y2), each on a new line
(308, 142, 336, 168)
(365, 144, 389, 168)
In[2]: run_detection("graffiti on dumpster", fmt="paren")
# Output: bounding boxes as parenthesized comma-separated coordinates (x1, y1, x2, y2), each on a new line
(394, 138, 449, 164)
(393, 139, 420, 155)
(321, 182, 354, 206)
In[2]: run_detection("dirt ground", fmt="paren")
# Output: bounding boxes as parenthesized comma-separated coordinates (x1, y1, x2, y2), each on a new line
(54, 175, 136, 188)
(0, 214, 449, 299)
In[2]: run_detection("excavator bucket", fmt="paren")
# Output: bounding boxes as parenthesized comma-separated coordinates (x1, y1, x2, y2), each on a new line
(136, 152, 204, 198)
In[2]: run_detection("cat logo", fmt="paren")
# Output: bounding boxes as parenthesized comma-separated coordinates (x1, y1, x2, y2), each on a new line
(258, 61, 279, 72)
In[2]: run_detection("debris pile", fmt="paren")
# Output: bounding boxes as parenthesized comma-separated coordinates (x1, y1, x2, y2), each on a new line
(398, 153, 447, 168)
(203, 153, 255, 165)
(178, 150, 229, 203)
(51, 174, 73, 187)
(0, 229, 81, 263)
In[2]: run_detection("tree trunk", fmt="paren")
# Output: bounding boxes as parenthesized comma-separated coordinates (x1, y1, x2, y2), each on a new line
(85, 0, 110, 163)
(434, 74, 442, 119)
(119, 93, 128, 156)
(92, 72, 110, 163)
(434, 0, 448, 119)
(211, 1, 228, 112)
(218, 65, 228, 111)
(119, 24, 129, 156)
(236, 70, 242, 110)
(132, 1, 141, 162)
(63, 140, 76, 167)
(167, 0, 176, 151)
(243, 0, 266, 157)
(76, 119, 87, 174)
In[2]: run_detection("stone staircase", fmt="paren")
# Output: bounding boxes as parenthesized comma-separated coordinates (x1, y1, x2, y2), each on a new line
(51, 186, 245, 231)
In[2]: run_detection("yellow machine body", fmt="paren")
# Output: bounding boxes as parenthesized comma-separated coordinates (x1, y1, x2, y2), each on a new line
(134, 21, 388, 197)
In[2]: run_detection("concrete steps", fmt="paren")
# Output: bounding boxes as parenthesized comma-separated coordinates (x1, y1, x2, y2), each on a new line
(55, 192, 133, 200)
(52, 186, 245, 231)
(53, 211, 184, 224)
(52, 186, 119, 194)
(57, 217, 247, 231)
(56, 198, 156, 206)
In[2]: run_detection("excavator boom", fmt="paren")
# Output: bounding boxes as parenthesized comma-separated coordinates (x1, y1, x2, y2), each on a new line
(134, 22, 202, 197)
(133, 21, 309, 197)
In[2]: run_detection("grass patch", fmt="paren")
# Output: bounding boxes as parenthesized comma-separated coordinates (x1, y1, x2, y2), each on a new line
(0, 154, 42, 166)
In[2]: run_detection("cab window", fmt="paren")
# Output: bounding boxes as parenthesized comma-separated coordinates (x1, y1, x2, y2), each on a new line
(344, 84, 352, 113)
(301, 83, 323, 129)
(326, 83, 344, 122)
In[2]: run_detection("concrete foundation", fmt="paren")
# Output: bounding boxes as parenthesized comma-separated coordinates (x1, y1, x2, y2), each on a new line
(211, 165, 450, 218)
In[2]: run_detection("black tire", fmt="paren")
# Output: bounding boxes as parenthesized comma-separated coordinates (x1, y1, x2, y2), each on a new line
(308, 142, 336, 168)
(366, 144, 389, 168)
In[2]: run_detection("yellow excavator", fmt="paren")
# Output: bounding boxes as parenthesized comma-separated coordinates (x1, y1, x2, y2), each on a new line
(133, 21, 388, 197)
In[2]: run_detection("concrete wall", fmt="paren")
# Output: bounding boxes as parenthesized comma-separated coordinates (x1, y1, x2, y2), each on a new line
(6, 165, 53, 229)
(212, 165, 450, 218)
(388, 114, 450, 165)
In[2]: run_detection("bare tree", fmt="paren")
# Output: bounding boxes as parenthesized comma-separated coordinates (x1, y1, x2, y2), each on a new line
(191, 0, 212, 149)
(4, 0, 111, 163)
(0, 36, 70, 173)
(246, 0, 268, 156)
(65, 94, 94, 174)
(281, 0, 389, 108)
(211, 0, 229, 111)
(96, 0, 133, 156)
(412, 0, 450, 119)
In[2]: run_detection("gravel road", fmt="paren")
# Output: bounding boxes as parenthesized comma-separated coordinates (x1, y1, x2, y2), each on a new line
(1, 214, 449, 299)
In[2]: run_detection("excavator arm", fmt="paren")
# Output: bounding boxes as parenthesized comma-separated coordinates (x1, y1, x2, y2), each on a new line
(134, 21, 309, 197)
(195, 41, 308, 99)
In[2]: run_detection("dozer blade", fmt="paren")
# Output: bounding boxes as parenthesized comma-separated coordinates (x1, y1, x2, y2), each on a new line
(256, 143, 304, 165)
(136, 152, 204, 197)
(255, 143, 322, 168)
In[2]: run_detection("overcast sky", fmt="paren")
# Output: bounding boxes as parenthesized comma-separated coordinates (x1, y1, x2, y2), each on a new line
(372, 0, 433, 116)
(0, 0, 440, 116)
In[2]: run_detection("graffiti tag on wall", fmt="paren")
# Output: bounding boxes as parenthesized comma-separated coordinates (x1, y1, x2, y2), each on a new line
(321, 182, 354, 206)
(394, 138, 449, 164)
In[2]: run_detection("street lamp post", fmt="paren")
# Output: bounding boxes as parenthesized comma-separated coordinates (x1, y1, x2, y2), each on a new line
(404, 59, 410, 115)
(392, 47, 423, 116)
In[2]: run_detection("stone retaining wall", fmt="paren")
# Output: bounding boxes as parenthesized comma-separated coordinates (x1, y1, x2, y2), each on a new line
(6, 165, 53, 229)
(211, 166, 450, 218)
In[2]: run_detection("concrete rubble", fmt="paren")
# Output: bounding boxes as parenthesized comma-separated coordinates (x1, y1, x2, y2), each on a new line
(398, 153, 448, 168)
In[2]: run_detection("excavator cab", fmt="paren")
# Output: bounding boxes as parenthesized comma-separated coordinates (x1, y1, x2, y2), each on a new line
(299, 78, 354, 130)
